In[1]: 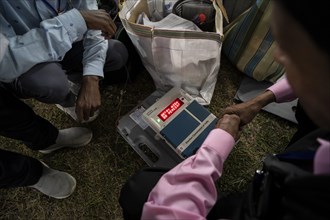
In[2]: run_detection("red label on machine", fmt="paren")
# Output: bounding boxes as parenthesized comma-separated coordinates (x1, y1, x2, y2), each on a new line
(158, 98, 184, 121)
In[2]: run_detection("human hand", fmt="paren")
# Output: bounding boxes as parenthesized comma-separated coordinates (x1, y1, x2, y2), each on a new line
(221, 100, 262, 127)
(75, 76, 101, 122)
(221, 90, 276, 127)
(79, 9, 117, 39)
(216, 114, 240, 141)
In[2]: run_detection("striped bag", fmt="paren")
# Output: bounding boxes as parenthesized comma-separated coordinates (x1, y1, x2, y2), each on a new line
(222, 0, 284, 83)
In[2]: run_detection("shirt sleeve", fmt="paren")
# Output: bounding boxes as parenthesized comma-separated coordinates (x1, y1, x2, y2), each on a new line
(0, 9, 87, 82)
(314, 139, 330, 175)
(76, 0, 108, 78)
(267, 76, 297, 103)
(0, 33, 8, 62)
(142, 128, 236, 219)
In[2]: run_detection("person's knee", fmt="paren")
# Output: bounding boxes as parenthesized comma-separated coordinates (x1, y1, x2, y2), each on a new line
(40, 79, 70, 104)
(119, 168, 167, 219)
(119, 174, 145, 219)
(106, 40, 129, 70)
(19, 63, 70, 103)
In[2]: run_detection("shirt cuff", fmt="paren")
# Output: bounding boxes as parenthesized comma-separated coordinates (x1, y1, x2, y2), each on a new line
(202, 128, 236, 162)
(83, 61, 105, 78)
(267, 77, 297, 103)
(56, 9, 87, 42)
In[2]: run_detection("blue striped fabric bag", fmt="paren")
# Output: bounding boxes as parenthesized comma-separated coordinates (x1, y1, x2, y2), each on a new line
(222, 0, 284, 83)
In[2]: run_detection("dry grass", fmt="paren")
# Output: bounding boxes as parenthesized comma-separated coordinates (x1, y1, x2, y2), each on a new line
(0, 56, 297, 219)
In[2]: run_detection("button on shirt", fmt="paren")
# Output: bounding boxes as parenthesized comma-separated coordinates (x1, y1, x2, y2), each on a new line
(0, 0, 107, 82)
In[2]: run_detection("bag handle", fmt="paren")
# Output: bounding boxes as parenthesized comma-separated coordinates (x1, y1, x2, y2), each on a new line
(215, 0, 229, 23)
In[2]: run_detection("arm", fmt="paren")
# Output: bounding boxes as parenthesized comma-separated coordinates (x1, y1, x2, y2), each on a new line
(0, 10, 87, 82)
(267, 76, 297, 102)
(142, 115, 240, 219)
(75, 0, 116, 78)
(223, 76, 297, 126)
(74, 1, 117, 121)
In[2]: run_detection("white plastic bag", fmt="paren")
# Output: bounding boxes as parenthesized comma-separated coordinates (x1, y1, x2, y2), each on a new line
(119, 0, 227, 105)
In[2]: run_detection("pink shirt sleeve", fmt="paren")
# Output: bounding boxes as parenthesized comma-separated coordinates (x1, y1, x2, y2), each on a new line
(314, 139, 330, 175)
(267, 76, 297, 103)
(142, 128, 236, 219)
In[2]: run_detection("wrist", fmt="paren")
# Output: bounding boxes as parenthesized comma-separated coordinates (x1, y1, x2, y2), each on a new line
(82, 76, 100, 87)
(79, 10, 87, 21)
(252, 90, 276, 109)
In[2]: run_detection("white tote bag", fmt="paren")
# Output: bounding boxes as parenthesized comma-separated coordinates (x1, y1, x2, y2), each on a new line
(119, 0, 227, 105)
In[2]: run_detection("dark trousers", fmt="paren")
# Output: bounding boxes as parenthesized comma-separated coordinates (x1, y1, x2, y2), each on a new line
(0, 39, 127, 189)
(4, 40, 128, 107)
(0, 86, 58, 188)
(119, 103, 321, 220)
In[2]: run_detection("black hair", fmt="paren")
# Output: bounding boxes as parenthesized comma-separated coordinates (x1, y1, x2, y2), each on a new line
(276, 0, 330, 55)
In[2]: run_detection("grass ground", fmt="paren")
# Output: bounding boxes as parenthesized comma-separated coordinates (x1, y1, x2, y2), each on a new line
(0, 56, 297, 219)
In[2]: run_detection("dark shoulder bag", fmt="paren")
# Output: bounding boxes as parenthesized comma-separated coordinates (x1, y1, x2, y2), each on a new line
(237, 129, 330, 220)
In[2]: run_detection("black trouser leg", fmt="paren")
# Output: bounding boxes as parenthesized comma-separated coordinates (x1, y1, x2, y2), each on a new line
(0, 86, 58, 187)
(0, 85, 58, 150)
(119, 167, 169, 220)
(0, 149, 42, 188)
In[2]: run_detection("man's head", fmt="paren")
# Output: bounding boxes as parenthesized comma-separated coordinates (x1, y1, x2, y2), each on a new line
(271, 0, 330, 130)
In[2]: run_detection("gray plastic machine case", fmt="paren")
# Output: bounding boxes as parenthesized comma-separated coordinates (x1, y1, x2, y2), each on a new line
(117, 87, 217, 169)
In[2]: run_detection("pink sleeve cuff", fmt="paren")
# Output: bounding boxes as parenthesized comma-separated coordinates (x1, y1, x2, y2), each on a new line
(202, 129, 236, 162)
(267, 77, 297, 103)
(314, 139, 330, 175)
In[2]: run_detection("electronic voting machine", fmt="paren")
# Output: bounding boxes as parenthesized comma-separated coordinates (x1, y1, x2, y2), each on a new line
(117, 87, 217, 168)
